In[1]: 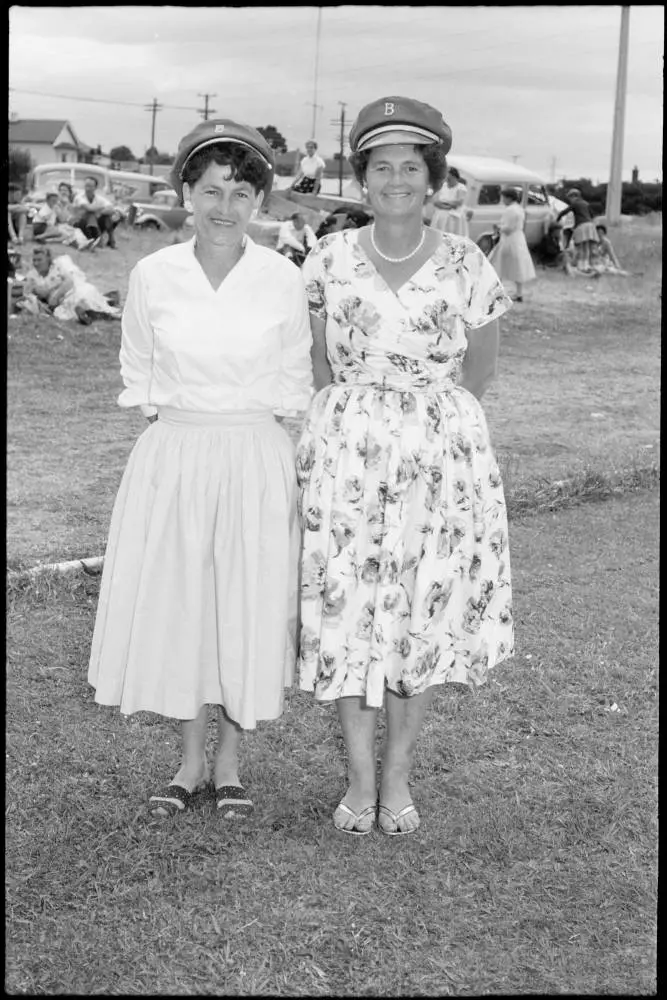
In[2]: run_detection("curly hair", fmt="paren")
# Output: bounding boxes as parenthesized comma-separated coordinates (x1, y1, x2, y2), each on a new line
(182, 144, 270, 195)
(349, 141, 449, 192)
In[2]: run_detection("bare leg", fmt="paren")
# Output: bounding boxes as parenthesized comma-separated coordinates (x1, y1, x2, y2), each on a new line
(335, 695, 378, 829)
(214, 705, 244, 788)
(379, 686, 435, 833)
(172, 704, 209, 789)
(515, 282, 523, 300)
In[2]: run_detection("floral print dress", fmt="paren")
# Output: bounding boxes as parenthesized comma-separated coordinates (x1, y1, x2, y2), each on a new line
(296, 229, 514, 708)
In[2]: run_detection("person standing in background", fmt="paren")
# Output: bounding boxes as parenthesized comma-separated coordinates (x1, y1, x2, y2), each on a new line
(430, 166, 469, 237)
(488, 187, 536, 302)
(555, 188, 599, 271)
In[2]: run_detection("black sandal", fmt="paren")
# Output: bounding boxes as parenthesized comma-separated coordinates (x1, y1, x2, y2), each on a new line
(149, 779, 211, 817)
(215, 784, 254, 817)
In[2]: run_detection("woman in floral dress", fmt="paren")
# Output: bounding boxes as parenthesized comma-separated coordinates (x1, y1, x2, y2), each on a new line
(297, 96, 514, 836)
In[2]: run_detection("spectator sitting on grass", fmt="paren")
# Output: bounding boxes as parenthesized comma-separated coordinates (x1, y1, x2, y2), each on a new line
(72, 176, 122, 249)
(276, 211, 317, 265)
(591, 223, 628, 275)
(16, 245, 121, 324)
(32, 190, 94, 250)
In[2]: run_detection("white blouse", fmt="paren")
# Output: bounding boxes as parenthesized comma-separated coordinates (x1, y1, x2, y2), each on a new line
(118, 236, 314, 418)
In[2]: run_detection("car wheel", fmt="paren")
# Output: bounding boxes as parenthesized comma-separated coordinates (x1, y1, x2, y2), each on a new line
(141, 220, 160, 231)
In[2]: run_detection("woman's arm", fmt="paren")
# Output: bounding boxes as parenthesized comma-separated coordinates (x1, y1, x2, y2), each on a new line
(118, 265, 158, 420)
(275, 273, 315, 415)
(46, 276, 74, 309)
(310, 313, 333, 391)
(459, 319, 499, 401)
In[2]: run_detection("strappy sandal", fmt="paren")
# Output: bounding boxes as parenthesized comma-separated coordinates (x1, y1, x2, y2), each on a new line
(377, 803, 420, 836)
(333, 801, 376, 836)
(215, 785, 254, 818)
(148, 778, 211, 817)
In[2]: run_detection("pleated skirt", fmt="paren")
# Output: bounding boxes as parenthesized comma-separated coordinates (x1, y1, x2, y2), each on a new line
(88, 407, 299, 729)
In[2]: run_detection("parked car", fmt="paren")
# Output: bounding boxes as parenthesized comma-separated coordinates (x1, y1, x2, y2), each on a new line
(128, 189, 193, 230)
(445, 155, 564, 252)
(23, 163, 172, 217)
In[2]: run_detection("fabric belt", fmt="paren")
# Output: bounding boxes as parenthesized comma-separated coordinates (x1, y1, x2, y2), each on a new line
(157, 407, 275, 427)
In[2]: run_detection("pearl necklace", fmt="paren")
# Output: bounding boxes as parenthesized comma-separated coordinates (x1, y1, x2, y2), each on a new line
(370, 223, 426, 264)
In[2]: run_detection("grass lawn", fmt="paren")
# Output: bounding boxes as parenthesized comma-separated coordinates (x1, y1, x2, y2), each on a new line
(6, 492, 658, 995)
(6, 215, 659, 994)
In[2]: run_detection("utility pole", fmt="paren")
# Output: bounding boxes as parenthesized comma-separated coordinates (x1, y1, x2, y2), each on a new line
(606, 6, 630, 226)
(198, 93, 217, 121)
(309, 7, 323, 140)
(549, 156, 557, 185)
(329, 103, 347, 196)
(144, 97, 163, 175)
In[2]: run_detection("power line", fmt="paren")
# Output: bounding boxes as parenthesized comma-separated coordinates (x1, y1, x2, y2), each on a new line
(9, 86, 197, 112)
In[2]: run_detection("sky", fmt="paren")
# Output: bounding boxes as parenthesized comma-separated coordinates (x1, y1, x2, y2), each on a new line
(8, 4, 665, 183)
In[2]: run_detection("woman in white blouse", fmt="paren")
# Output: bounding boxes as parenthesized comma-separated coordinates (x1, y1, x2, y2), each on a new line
(88, 119, 313, 818)
(430, 166, 469, 237)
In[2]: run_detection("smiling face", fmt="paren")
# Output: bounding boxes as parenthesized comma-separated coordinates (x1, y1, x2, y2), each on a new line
(183, 162, 263, 249)
(305, 142, 317, 156)
(364, 144, 429, 219)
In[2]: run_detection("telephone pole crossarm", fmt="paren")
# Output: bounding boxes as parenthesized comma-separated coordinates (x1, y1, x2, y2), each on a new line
(197, 93, 218, 121)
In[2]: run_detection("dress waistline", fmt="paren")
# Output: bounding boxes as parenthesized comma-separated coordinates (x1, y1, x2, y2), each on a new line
(157, 407, 275, 427)
(334, 376, 457, 393)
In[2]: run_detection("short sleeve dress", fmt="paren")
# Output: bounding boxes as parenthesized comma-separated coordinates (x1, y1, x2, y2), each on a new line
(296, 229, 514, 708)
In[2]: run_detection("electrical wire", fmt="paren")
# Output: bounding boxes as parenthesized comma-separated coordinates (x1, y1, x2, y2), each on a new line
(8, 87, 198, 111)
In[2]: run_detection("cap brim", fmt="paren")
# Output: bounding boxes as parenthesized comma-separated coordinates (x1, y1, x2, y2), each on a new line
(180, 137, 273, 177)
(357, 126, 441, 151)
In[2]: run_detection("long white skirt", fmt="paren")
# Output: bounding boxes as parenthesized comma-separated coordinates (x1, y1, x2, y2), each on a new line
(489, 231, 536, 284)
(88, 408, 299, 729)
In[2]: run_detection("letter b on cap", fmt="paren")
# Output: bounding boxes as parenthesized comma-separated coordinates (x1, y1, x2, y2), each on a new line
(384, 102, 395, 116)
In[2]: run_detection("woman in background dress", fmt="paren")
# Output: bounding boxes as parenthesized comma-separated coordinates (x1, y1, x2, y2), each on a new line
(430, 166, 469, 237)
(489, 187, 536, 301)
(88, 119, 313, 819)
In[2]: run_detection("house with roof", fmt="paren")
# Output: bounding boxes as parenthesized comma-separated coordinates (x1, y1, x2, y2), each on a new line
(8, 117, 108, 167)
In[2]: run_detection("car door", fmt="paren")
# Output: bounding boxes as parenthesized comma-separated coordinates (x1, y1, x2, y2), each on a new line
(467, 183, 503, 243)
(524, 183, 551, 247)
